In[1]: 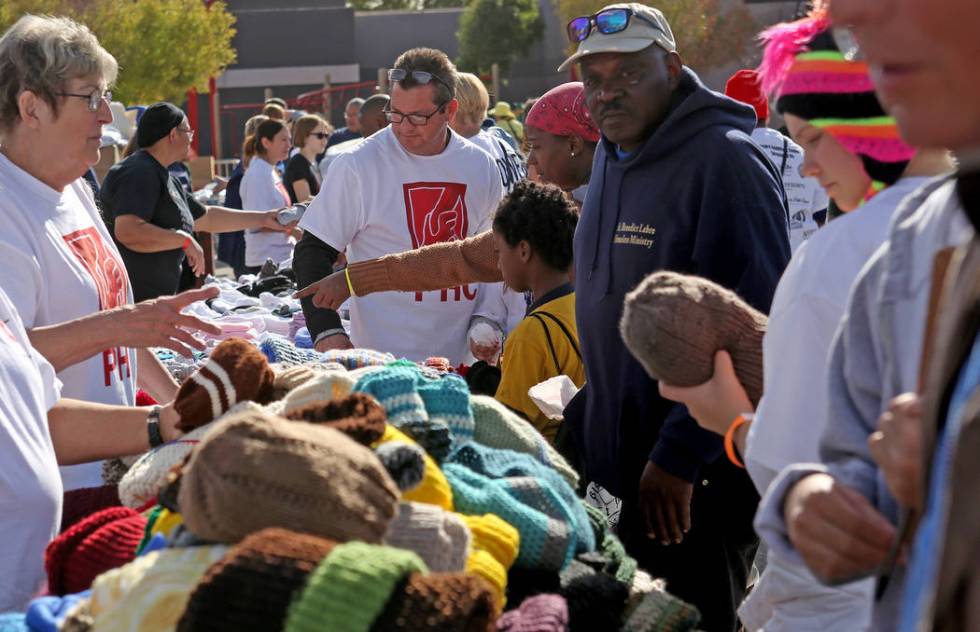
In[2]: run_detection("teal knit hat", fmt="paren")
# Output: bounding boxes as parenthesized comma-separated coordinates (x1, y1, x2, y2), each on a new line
(470, 395, 579, 489)
(444, 463, 574, 571)
(284, 541, 428, 632)
(353, 361, 473, 460)
(448, 442, 595, 556)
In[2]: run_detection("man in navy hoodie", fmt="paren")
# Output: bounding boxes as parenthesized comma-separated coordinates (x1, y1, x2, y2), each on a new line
(559, 4, 791, 629)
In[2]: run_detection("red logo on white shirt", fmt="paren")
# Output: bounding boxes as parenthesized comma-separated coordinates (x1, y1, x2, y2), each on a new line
(403, 182, 469, 249)
(62, 227, 131, 386)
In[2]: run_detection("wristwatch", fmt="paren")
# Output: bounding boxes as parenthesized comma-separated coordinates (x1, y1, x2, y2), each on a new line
(147, 406, 165, 448)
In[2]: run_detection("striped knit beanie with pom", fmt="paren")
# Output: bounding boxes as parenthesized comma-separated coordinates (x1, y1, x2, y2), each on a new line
(758, 9, 915, 197)
(174, 338, 275, 431)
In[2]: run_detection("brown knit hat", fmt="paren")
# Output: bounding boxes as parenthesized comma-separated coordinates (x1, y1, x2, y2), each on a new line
(369, 573, 497, 632)
(177, 528, 337, 632)
(620, 271, 767, 406)
(175, 339, 276, 431)
(177, 409, 400, 544)
(283, 393, 387, 445)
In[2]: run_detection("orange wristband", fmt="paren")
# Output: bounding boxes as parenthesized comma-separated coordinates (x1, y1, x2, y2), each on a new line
(724, 414, 750, 469)
(180, 236, 191, 250)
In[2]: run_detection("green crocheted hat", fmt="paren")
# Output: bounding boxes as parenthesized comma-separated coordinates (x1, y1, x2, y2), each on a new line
(284, 541, 428, 632)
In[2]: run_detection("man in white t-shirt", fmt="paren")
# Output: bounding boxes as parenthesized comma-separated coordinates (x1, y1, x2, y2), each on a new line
(295, 48, 505, 364)
(726, 70, 829, 251)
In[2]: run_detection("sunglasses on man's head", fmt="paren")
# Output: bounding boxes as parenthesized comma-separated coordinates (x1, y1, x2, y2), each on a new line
(567, 8, 660, 43)
(388, 68, 453, 93)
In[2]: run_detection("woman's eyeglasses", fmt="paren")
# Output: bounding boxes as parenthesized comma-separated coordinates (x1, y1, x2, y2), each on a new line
(310, 132, 330, 140)
(57, 88, 112, 112)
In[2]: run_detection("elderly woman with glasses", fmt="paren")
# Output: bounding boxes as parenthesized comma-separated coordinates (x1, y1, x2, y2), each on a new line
(0, 15, 232, 609)
(100, 102, 291, 302)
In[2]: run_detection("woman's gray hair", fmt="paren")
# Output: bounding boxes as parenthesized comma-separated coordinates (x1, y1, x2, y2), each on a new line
(0, 14, 118, 131)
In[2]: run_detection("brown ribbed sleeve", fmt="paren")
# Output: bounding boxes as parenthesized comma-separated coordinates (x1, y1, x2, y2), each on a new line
(346, 230, 502, 296)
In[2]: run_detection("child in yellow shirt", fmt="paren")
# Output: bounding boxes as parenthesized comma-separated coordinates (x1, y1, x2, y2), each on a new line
(491, 181, 584, 443)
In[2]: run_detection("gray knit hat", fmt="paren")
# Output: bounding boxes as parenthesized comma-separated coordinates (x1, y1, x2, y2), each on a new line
(383, 502, 471, 572)
(620, 271, 767, 406)
(177, 409, 400, 544)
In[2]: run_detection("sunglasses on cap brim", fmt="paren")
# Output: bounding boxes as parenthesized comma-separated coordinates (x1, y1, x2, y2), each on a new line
(567, 8, 660, 44)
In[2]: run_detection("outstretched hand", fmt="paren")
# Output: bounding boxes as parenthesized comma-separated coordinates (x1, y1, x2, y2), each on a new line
(295, 270, 350, 310)
(113, 287, 221, 356)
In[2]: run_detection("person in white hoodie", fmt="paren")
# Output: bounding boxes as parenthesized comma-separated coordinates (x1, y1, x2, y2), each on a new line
(657, 9, 954, 630)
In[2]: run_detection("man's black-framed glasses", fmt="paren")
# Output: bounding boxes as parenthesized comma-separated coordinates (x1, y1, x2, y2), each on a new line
(388, 68, 453, 93)
(567, 8, 659, 43)
(57, 88, 112, 112)
(383, 102, 448, 126)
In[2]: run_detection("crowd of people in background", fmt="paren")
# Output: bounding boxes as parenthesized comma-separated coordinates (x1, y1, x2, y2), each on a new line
(0, 0, 978, 630)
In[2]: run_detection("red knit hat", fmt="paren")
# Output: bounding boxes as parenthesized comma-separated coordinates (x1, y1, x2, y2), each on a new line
(60, 485, 123, 533)
(725, 69, 769, 123)
(44, 506, 147, 595)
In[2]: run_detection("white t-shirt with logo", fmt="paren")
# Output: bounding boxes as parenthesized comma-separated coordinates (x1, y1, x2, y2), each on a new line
(0, 287, 63, 612)
(241, 157, 294, 267)
(0, 153, 137, 490)
(301, 127, 505, 364)
(466, 130, 527, 195)
(751, 127, 829, 252)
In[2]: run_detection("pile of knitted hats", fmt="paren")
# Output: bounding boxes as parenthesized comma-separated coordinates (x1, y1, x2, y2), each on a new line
(15, 337, 700, 632)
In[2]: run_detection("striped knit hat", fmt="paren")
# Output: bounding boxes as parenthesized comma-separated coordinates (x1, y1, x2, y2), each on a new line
(283, 541, 428, 632)
(177, 528, 336, 631)
(758, 10, 915, 196)
(174, 338, 275, 431)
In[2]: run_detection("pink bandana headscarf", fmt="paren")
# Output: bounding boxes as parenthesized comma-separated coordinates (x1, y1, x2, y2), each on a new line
(526, 82, 600, 143)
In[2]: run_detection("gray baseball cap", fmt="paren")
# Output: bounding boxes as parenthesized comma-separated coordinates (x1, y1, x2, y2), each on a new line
(558, 3, 676, 72)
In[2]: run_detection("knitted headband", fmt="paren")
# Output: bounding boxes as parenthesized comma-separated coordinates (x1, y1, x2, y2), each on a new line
(525, 82, 600, 144)
(758, 13, 915, 194)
